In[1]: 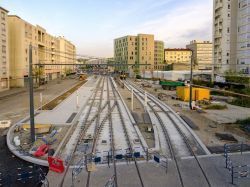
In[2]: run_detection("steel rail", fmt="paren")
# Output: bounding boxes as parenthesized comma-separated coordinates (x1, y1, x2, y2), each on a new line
(124, 81, 184, 187)
(110, 77, 144, 187)
(126, 80, 211, 187)
(107, 77, 118, 187)
(86, 77, 106, 187)
(60, 77, 103, 187)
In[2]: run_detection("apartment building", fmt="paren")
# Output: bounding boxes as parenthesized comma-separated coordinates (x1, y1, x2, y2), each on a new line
(0, 7, 9, 92)
(164, 48, 192, 70)
(114, 34, 155, 72)
(8, 15, 76, 87)
(237, 0, 250, 74)
(186, 40, 212, 70)
(154, 40, 164, 70)
(213, 0, 250, 75)
(58, 36, 76, 75)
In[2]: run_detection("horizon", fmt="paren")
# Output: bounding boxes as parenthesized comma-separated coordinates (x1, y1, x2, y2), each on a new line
(1, 0, 213, 58)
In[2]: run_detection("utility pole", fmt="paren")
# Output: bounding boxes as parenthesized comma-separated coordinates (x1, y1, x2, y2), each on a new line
(29, 44, 35, 142)
(131, 88, 134, 111)
(189, 50, 193, 110)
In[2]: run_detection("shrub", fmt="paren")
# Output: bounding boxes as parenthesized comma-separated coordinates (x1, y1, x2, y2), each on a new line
(204, 104, 228, 110)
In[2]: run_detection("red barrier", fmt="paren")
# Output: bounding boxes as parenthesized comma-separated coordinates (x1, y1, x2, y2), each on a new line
(48, 156, 65, 173)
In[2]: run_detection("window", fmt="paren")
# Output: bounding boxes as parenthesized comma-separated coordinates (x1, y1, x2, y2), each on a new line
(1, 12, 5, 20)
(2, 45, 6, 53)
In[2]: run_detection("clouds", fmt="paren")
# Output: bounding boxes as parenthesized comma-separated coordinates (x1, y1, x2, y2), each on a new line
(2, 0, 213, 57)
(93, 0, 213, 56)
(133, 0, 213, 48)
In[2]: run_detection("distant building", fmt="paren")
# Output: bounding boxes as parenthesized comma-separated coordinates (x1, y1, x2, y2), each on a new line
(114, 34, 164, 71)
(186, 40, 212, 70)
(58, 36, 76, 75)
(0, 7, 9, 92)
(164, 48, 192, 70)
(8, 15, 76, 87)
(154, 40, 164, 70)
(213, 0, 250, 75)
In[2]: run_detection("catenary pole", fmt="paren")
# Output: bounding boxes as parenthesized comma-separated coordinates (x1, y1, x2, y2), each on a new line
(29, 44, 35, 142)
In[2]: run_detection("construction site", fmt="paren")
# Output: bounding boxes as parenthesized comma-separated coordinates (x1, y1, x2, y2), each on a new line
(0, 73, 249, 187)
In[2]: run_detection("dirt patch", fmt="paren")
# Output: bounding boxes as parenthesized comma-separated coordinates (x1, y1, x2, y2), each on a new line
(42, 80, 86, 110)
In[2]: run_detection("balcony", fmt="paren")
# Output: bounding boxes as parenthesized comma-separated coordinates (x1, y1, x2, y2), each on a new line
(214, 41, 221, 46)
(214, 32, 222, 38)
(215, 2, 223, 11)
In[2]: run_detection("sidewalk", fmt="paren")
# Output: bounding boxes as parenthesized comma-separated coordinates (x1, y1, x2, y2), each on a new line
(0, 87, 27, 99)
(0, 78, 75, 99)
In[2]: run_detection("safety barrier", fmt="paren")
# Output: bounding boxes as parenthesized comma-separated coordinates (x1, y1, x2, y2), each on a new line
(224, 143, 250, 184)
(152, 153, 168, 173)
(231, 164, 250, 184)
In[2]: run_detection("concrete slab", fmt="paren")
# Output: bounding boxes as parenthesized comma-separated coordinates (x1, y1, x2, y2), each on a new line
(47, 153, 250, 187)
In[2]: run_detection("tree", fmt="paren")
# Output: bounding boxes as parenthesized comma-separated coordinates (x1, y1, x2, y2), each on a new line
(33, 65, 44, 85)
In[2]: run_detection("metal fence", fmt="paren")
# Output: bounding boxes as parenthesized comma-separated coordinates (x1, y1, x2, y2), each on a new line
(224, 143, 250, 184)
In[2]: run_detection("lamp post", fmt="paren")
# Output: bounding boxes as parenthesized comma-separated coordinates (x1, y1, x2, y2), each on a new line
(189, 50, 194, 110)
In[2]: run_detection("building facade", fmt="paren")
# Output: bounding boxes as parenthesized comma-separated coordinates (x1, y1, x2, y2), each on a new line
(154, 40, 164, 70)
(213, 0, 250, 75)
(186, 40, 212, 70)
(164, 48, 192, 70)
(237, 0, 250, 74)
(8, 15, 76, 87)
(58, 36, 76, 75)
(0, 7, 9, 92)
(114, 34, 155, 72)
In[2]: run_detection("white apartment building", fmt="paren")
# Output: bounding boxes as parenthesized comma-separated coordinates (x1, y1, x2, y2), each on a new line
(213, 0, 250, 75)
(213, 0, 238, 74)
(237, 0, 250, 74)
(0, 7, 9, 92)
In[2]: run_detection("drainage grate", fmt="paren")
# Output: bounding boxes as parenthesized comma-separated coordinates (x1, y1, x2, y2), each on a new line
(66, 113, 77, 123)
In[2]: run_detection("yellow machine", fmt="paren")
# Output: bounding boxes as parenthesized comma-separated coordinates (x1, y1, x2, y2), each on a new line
(120, 74, 126, 80)
(176, 86, 210, 102)
(79, 73, 87, 81)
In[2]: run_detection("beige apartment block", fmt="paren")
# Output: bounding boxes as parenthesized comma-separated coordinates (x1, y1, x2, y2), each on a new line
(186, 40, 212, 70)
(114, 34, 155, 72)
(164, 48, 192, 70)
(0, 7, 9, 92)
(8, 15, 76, 87)
(58, 36, 76, 75)
(154, 40, 164, 70)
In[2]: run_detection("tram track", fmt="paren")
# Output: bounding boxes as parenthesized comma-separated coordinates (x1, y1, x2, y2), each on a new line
(110, 77, 145, 187)
(124, 80, 211, 187)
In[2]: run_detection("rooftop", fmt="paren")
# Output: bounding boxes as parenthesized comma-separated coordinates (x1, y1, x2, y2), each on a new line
(164, 48, 192, 51)
(0, 6, 9, 13)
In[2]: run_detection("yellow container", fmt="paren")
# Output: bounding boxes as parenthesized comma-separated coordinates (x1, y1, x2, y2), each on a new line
(176, 87, 210, 102)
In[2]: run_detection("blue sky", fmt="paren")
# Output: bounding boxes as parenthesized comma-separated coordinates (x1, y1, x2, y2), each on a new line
(1, 0, 212, 57)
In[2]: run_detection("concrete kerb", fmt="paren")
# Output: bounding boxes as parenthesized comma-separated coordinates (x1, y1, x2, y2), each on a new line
(123, 81, 160, 152)
(128, 79, 211, 155)
(6, 78, 91, 167)
(112, 77, 149, 151)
